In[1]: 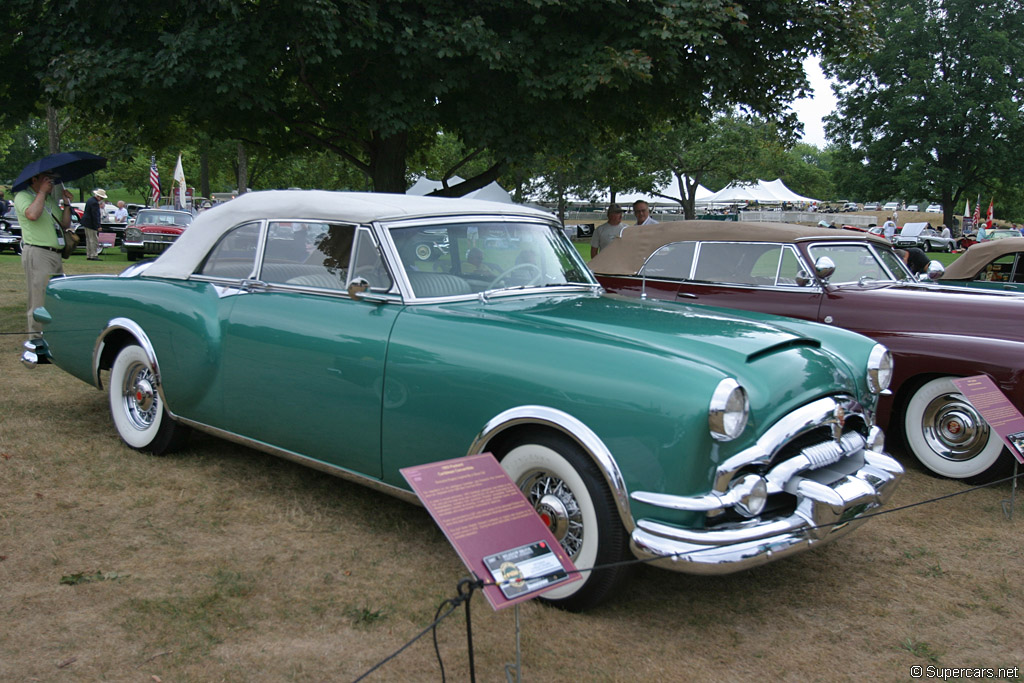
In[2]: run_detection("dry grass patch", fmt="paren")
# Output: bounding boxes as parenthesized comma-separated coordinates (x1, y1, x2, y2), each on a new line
(1, 254, 1022, 681)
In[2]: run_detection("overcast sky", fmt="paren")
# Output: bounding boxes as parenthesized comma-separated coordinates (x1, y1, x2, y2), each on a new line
(792, 57, 837, 148)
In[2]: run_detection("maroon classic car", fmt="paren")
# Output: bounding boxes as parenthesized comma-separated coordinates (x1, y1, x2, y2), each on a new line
(123, 208, 194, 261)
(590, 221, 1024, 483)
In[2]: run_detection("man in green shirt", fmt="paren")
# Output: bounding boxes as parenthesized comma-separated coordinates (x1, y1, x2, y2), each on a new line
(14, 172, 74, 338)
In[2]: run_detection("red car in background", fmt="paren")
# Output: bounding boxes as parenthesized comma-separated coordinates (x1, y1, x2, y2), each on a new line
(123, 209, 194, 261)
(591, 221, 1024, 483)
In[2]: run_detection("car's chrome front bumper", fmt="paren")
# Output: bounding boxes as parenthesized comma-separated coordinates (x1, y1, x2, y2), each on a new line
(629, 395, 904, 574)
(631, 450, 902, 573)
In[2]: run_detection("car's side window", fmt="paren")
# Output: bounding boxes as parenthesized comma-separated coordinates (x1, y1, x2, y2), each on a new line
(777, 246, 805, 286)
(808, 244, 889, 283)
(693, 242, 781, 286)
(197, 221, 261, 279)
(349, 227, 393, 291)
(978, 254, 1015, 283)
(640, 241, 695, 279)
(259, 221, 352, 289)
(1013, 254, 1024, 283)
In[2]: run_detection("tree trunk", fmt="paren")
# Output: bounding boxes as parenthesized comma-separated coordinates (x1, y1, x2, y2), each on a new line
(200, 142, 210, 199)
(368, 132, 408, 193)
(237, 142, 248, 195)
(46, 104, 59, 153)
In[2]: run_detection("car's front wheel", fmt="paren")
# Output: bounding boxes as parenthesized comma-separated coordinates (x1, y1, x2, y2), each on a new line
(902, 376, 1011, 483)
(109, 344, 188, 454)
(497, 431, 630, 611)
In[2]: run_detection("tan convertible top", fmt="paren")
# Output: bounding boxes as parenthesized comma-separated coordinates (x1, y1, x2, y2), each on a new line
(941, 237, 1024, 279)
(588, 220, 890, 276)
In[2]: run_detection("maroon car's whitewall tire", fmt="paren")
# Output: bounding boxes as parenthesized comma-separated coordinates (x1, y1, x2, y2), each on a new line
(498, 432, 630, 611)
(903, 377, 1010, 483)
(109, 345, 187, 455)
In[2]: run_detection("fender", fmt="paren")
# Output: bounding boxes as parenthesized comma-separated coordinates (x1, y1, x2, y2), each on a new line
(93, 317, 161, 392)
(466, 405, 636, 533)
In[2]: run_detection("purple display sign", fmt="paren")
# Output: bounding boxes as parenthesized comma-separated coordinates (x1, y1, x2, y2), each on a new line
(401, 453, 580, 610)
(951, 375, 1024, 464)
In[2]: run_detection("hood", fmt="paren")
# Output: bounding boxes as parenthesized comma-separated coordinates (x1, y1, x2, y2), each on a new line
(836, 281, 1024, 341)
(899, 222, 929, 237)
(413, 293, 869, 424)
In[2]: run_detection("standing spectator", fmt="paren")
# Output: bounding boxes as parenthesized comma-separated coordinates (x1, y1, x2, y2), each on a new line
(633, 200, 658, 226)
(0, 187, 10, 217)
(81, 188, 107, 260)
(882, 216, 897, 241)
(14, 172, 74, 339)
(590, 203, 627, 257)
(939, 224, 951, 240)
(113, 200, 128, 223)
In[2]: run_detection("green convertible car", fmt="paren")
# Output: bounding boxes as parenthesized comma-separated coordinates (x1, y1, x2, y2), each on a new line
(23, 191, 902, 610)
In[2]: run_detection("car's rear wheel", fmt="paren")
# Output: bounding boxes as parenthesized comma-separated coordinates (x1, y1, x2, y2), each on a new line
(902, 376, 1011, 483)
(497, 431, 630, 611)
(109, 344, 188, 455)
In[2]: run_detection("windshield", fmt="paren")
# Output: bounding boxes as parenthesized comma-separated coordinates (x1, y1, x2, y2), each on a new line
(807, 242, 914, 283)
(390, 220, 595, 298)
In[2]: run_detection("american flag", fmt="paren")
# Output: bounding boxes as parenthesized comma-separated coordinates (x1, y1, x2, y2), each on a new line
(149, 156, 161, 205)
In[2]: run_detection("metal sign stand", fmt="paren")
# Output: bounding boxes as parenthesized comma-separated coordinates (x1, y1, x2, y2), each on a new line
(1001, 460, 1019, 521)
(504, 603, 522, 683)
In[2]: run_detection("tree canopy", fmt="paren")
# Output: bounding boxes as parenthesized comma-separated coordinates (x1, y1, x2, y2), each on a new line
(2, 0, 874, 193)
(825, 0, 1024, 226)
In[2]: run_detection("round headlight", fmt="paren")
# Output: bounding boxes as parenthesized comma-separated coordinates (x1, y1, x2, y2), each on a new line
(709, 378, 749, 442)
(867, 344, 893, 394)
(729, 474, 768, 517)
(125, 227, 143, 242)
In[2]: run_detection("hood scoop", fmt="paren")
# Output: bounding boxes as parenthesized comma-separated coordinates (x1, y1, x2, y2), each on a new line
(746, 337, 821, 363)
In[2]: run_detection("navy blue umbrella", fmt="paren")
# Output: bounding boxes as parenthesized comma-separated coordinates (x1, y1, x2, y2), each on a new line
(12, 151, 107, 192)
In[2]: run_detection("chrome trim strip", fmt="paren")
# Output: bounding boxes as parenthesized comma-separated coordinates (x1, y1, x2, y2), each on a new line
(174, 416, 419, 505)
(466, 405, 635, 533)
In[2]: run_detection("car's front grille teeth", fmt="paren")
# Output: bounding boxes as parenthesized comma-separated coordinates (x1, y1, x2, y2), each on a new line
(708, 422, 867, 528)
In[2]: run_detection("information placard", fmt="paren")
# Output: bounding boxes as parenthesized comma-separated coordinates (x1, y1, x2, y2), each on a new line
(401, 453, 580, 610)
(951, 375, 1024, 464)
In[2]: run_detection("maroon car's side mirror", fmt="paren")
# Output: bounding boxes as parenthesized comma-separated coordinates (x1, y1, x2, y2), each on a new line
(813, 256, 836, 282)
(920, 260, 945, 281)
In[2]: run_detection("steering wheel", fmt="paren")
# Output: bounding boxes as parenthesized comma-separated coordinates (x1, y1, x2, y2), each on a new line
(488, 263, 542, 288)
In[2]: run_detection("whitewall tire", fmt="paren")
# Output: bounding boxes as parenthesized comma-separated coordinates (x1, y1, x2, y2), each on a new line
(498, 432, 629, 611)
(903, 377, 1010, 483)
(109, 345, 187, 454)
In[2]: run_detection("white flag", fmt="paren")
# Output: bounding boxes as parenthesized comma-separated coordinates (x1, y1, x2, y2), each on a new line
(173, 153, 186, 209)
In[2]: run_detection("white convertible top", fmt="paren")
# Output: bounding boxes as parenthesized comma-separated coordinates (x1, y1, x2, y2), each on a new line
(143, 190, 552, 279)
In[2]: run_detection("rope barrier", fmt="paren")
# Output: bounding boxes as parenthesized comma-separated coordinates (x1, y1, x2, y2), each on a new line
(351, 469, 1022, 681)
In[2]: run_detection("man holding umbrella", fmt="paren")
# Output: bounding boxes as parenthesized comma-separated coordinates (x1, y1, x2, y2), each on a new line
(14, 172, 75, 338)
(11, 151, 106, 342)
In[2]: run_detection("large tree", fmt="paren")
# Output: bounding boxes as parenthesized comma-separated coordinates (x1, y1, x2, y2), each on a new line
(3, 0, 875, 194)
(825, 0, 1024, 227)
(632, 114, 792, 218)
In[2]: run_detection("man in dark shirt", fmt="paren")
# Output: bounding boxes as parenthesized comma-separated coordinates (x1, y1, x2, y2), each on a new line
(81, 188, 107, 260)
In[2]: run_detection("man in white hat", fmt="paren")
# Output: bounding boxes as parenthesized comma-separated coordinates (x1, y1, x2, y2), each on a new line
(82, 188, 107, 260)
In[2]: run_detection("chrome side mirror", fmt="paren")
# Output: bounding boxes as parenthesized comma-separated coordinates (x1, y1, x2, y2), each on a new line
(921, 260, 945, 281)
(347, 276, 370, 299)
(814, 256, 836, 282)
(795, 270, 812, 287)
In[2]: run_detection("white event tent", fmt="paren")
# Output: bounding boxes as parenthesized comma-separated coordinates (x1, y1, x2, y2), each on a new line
(407, 175, 514, 203)
(705, 178, 819, 205)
